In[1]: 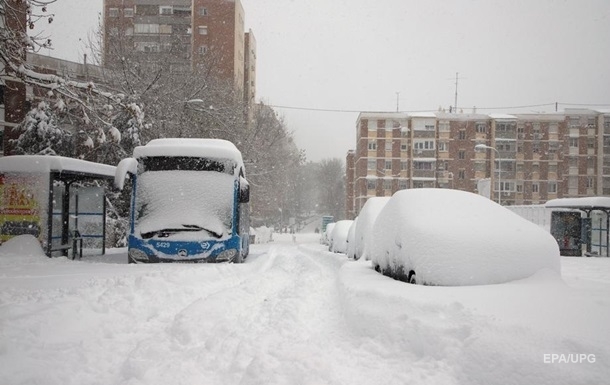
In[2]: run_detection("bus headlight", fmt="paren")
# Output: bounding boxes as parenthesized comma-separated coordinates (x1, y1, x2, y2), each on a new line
(216, 249, 236, 262)
(129, 248, 149, 262)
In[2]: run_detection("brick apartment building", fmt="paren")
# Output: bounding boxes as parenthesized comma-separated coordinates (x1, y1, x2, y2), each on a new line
(346, 109, 610, 219)
(103, 0, 256, 103)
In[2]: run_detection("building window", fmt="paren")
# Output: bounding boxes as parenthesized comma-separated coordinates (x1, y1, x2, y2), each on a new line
(199, 7, 208, 16)
(400, 161, 408, 171)
(367, 159, 375, 170)
(173, 6, 191, 16)
(383, 179, 392, 190)
(160, 6, 173, 15)
(548, 182, 558, 193)
(135, 24, 160, 34)
(385, 160, 392, 170)
(385, 141, 392, 151)
(438, 142, 447, 152)
(367, 179, 376, 190)
(413, 161, 434, 170)
(569, 117, 580, 127)
(516, 184, 523, 193)
(124, 8, 134, 17)
(458, 130, 466, 140)
(439, 122, 450, 132)
(125, 27, 133, 36)
(198, 45, 208, 54)
(587, 177, 594, 188)
(458, 150, 465, 160)
(399, 180, 408, 190)
(198, 26, 208, 35)
(569, 138, 579, 148)
(458, 170, 465, 180)
(549, 123, 559, 134)
(532, 183, 539, 193)
(368, 141, 377, 151)
(588, 138, 595, 149)
(159, 24, 172, 34)
(476, 123, 486, 133)
(109, 8, 119, 17)
(413, 140, 434, 151)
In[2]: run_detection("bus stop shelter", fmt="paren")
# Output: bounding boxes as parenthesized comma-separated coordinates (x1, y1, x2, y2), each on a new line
(0, 155, 116, 257)
(546, 197, 610, 257)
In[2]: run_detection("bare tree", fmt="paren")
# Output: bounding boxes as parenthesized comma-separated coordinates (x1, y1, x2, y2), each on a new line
(317, 158, 346, 220)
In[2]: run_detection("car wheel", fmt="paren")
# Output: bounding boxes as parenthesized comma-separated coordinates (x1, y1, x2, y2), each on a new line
(408, 271, 417, 285)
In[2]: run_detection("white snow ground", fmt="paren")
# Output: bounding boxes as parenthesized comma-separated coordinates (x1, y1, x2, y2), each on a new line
(1, 233, 609, 385)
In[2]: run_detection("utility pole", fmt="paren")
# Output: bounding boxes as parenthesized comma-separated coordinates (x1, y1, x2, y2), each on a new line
(454, 72, 459, 113)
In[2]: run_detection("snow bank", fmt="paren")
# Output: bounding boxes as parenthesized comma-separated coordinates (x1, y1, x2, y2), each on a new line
(253, 226, 274, 244)
(370, 189, 561, 286)
(0, 235, 46, 264)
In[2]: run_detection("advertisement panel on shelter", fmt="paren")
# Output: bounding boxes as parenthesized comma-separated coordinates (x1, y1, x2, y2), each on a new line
(0, 173, 47, 243)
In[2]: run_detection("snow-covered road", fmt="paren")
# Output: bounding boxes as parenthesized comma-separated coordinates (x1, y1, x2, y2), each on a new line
(1, 233, 609, 385)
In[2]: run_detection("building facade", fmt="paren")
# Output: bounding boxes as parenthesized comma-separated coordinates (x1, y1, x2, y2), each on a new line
(103, 0, 255, 98)
(346, 109, 610, 218)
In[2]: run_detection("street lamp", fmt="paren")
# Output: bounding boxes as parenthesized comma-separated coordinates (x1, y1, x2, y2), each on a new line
(474, 144, 501, 205)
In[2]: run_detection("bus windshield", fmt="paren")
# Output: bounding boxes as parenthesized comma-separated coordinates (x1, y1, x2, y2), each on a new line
(134, 161, 235, 241)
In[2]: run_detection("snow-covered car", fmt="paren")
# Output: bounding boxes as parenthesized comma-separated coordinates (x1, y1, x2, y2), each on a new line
(346, 217, 358, 259)
(329, 220, 354, 254)
(370, 189, 561, 286)
(321, 222, 335, 245)
(354, 197, 390, 260)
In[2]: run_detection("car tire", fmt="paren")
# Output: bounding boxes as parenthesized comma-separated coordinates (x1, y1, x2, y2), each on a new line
(409, 271, 417, 285)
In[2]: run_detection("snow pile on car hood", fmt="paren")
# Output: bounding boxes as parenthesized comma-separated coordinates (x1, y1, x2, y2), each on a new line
(371, 189, 561, 285)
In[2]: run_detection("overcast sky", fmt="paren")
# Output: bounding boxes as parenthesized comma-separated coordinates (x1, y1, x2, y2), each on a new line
(42, 0, 610, 162)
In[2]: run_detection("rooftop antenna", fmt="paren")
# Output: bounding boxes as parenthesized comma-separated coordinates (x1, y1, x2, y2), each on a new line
(454, 72, 459, 113)
(396, 92, 400, 112)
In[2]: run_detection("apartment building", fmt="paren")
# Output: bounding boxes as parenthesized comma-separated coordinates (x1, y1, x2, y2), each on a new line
(103, 0, 255, 100)
(346, 109, 610, 218)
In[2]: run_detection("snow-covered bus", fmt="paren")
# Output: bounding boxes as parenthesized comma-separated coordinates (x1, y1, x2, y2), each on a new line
(115, 138, 250, 263)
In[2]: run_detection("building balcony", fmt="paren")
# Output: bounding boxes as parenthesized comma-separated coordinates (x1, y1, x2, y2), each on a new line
(413, 170, 436, 179)
(412, 149, 435, 158)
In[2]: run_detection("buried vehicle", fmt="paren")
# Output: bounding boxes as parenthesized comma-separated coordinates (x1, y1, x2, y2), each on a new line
(370, 189, 560, 286)
(329, 220, 354, 254)
(354, 197, 390, 260)
(115, 138, 250, 263)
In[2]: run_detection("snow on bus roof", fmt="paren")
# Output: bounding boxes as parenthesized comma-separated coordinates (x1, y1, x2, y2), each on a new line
(0, 155, 116, 177)
(134, 138, 244, 165)
(546, 197, 610, 210)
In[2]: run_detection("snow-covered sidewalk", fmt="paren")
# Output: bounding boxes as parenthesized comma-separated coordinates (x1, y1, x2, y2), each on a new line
(1, 233, 609, 384)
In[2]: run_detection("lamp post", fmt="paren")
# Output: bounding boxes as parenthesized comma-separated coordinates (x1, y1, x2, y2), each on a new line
(475, 144, 501, 205)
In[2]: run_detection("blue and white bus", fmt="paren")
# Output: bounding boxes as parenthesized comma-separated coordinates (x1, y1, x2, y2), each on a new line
(115, 138, 250, 263)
